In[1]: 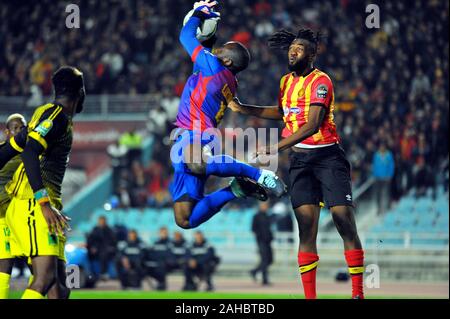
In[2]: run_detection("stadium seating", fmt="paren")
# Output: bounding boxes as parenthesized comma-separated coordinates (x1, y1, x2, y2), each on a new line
(71, 187, 448, 249)
(72, 202, 333, 247)
(367, 187, 449, 247)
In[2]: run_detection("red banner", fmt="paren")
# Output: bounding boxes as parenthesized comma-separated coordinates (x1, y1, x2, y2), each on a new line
(72, 121, 147, 150)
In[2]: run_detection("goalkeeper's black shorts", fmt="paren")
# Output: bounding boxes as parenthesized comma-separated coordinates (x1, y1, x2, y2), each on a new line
(288, 143, 354, 209)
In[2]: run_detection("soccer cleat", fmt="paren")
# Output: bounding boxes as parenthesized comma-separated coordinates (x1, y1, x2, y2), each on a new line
(230, 177, 268, 201)
(257, 169, 287, 198)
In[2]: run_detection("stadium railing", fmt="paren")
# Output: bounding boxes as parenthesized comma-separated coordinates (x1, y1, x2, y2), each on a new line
(0, 94, 158, 121)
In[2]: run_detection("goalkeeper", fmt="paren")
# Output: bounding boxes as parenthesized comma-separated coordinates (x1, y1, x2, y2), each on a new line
(170, 0, 287, 230)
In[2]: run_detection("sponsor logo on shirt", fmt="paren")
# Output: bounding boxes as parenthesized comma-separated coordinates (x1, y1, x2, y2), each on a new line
(316, 84, 328, 99)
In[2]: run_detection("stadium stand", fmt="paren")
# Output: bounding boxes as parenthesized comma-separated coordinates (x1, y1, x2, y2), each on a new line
(368, 186, 449, 247)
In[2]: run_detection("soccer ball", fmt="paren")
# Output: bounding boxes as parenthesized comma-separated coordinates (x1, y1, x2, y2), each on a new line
(183, 9, 218, 42)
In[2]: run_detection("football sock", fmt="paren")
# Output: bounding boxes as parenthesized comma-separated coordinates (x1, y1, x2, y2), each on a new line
(188, 186, 236, 228)
(21, 288, 45, 299)
(345, 249, 365, 299)
(205, 155, 261, 181)
(0, 272, 10, 299)
(298, 252, 319, 299)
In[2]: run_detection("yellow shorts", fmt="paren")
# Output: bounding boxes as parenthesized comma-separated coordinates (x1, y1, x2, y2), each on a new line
(0, 215, 12, 260)
(5, 198, 66, 262)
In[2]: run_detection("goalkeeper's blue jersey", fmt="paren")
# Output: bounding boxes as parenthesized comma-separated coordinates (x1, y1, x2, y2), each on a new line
(175, 16, 237, 132)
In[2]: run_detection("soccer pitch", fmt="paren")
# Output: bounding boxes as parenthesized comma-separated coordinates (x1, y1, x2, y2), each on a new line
(8, 290, 424, 299)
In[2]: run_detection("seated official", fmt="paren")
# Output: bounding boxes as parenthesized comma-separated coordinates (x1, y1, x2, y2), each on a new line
(116, 230, 146, 289)
(144, 227, 176, 290)
(169, 231, 189, 272)
(184, 231, 220, 291)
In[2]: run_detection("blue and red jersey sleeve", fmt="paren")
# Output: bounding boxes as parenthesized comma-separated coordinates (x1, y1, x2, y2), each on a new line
(179, 16, 223, 76)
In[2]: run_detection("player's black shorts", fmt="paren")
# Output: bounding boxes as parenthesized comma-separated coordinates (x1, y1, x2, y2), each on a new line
(288, 144, 354, 209)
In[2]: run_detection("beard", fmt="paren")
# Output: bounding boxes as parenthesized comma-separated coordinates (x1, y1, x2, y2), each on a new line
(288, 58, 309, 73)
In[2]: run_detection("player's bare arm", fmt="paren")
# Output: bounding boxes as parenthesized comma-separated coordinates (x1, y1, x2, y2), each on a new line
(258, 105, 326, 155)
(227, 97, 283, 120)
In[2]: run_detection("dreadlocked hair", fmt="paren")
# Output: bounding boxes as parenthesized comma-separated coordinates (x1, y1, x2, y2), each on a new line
(268, 28, 322, 53)
(268, 29, 296, 50)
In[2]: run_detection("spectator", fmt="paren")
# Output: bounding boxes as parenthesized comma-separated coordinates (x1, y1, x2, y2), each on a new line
(184, 232, 220, 291)
(130, 160, 147, 207)
(116, 230, 146, 289)
(250, 202, 274, 286)
(372, 143, 395, 215)
(147, 105, 169, 139)
(29, 54, 53, 95)
(169, 231, 189, 273)
(146, 161, 171, 208)
(410, 69, 431, 98)
(119, 129, 143, 165)
(87, 216, 117, 280)
(160, 87, 180, 121)
(107, 139, 128, 191)
(412, 134, 434, 197)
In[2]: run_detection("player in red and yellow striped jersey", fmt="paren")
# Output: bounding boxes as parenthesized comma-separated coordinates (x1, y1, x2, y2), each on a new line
(228, 28, 365, 299)
(277, 68, 339, 147)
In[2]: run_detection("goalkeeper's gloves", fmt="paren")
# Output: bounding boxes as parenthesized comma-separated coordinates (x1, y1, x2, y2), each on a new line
(193, 0, 221, 20)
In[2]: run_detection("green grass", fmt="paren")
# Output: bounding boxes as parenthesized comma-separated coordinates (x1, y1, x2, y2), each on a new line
(8, 290, 428, 299)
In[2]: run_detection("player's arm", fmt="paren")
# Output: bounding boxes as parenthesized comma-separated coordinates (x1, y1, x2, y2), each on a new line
(274, 106, 326, 152)
(228, 97, 283, 120)
(21, 108, 70, 233)
(260, 76, 332, 154)
(180, 1, 221, 72)
(0, 126, 28, 169)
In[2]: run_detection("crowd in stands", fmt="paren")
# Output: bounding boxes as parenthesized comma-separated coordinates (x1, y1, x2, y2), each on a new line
(86, 216, 220, 290)
(1, 0, 448, 210)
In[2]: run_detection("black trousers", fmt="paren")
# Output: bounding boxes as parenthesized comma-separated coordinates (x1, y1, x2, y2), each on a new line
(252, 241, 273, 283)
(145, 264, 168, 289)
(117, 264, 144, 288)
(184, 262, 215, 288)
(90, 248, 116, 275)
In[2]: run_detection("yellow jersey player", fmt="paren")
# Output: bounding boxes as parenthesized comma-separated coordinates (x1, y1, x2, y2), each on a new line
(0, 114, 27, 299)
(0, 66, 85, 299)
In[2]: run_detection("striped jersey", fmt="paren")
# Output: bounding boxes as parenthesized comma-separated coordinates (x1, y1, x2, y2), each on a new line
(278, 68, 339, 146)
(175, 15, 237, 131)
(0, 143, 21, 215)
(6, 104, 73, 210)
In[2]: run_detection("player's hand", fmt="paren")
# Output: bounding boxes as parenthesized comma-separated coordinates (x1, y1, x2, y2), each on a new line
(193, 0, 221, 20)
(227, 97, 244, 113)
(40, 202, 71, 234)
